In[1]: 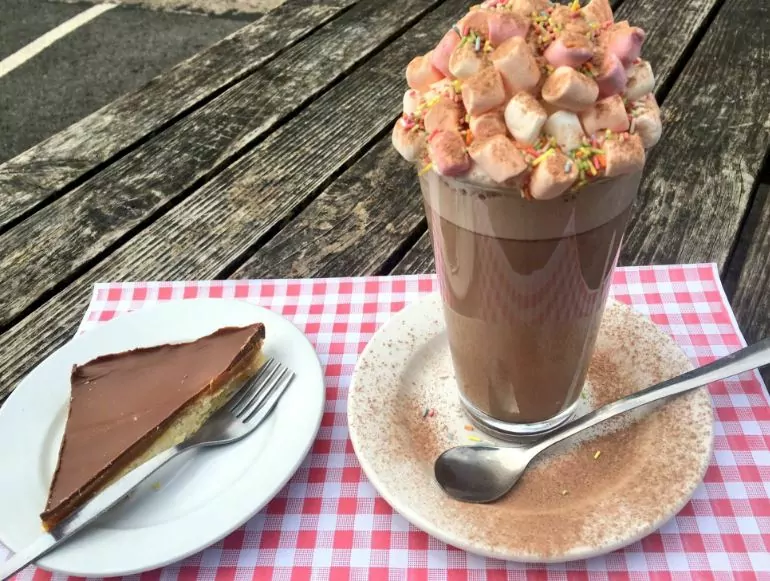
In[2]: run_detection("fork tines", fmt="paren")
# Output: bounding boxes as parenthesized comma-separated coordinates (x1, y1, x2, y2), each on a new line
(229, 359, 295, 423)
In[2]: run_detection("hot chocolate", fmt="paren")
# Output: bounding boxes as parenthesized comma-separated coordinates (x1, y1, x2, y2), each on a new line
(421, 170, 639, 431)
(391, 0, 660, 434)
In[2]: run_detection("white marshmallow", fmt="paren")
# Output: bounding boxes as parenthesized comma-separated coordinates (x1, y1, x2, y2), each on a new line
(624, 60, 655, 102)
(541, 67, 599, 112)
(529, 150, 578, 200)
(580, 95, 630, 136)
(469, 112, 507, 141)
(544, 110, 585, 152)
(491, 37, 540, 95)
(392, 121, 426, 162)
(468, 134, 528, 183)
(403, 89, 421, 116)
(603, 133, 645, 177)
(581, 0, 613, 24)
(424, 96, 464, 133)
(406, 53, 444, 92)
(631, 96, 662, 148)
(449, 41, 485, 80)
(504, 92, 547, 145)
(462, 67, 507, 116)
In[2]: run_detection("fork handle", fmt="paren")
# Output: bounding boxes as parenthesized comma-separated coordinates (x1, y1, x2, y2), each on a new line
(0, 445, 188, 581)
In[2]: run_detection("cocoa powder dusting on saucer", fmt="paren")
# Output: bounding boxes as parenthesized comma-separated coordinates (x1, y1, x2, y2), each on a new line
(351, 299, 714, 560)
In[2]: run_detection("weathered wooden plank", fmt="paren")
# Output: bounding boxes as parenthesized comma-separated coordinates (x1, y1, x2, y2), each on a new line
(389, 0, 729, 276)
(392, 231, 435, 275)
(726, 184, 770, 383)
(0, 0, 446, 328)
(0, 0, 354, 231)
(620, 0, 770, 268)
(0, 0, 469, 401)
(231, 140, 426, 279)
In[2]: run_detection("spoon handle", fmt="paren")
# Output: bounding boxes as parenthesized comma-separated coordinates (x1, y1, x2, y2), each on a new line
(533, 336, 770, 455)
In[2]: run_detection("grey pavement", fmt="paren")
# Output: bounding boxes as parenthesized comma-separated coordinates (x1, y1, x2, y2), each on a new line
(0, 0, 255, 163)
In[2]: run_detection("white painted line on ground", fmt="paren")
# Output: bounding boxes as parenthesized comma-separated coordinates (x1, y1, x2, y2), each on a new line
(0, 3, 118, 80)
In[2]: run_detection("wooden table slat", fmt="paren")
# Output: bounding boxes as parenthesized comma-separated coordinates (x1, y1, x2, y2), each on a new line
(620, 0, 770, 269)
(392, 230, 434, 275)
(0, 0, 446, 329)
(0, 0, 469, 401)
(728, 184, 770, 359)
(231, 140, 427, 279)
(0, 0, 355, 232)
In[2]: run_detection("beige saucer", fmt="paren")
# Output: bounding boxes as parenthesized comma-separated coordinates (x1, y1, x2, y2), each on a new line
(348, 294, 714, 563)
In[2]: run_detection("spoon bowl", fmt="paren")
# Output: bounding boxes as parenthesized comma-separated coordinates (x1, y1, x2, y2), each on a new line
(434, 445, 536, 503)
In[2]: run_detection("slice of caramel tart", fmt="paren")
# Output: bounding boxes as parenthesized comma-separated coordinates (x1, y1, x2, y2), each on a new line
(41, 323, 266, 531)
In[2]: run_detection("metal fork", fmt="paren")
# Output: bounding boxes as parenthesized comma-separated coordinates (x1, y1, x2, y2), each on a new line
(0, 358, 295, 581)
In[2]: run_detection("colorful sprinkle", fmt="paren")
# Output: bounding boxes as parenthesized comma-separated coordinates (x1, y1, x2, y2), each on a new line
(564, 160, 573, 173)
(464, 424, 474, 431)
(429, 408, 436, 417)
(475, 36, 481, 52)
(594, 450, 602, 459)
(531, 148, 555, 166)
(561, 489, 569, 496)
(422, 407, 430, 417)
(468, 435, 482, 442)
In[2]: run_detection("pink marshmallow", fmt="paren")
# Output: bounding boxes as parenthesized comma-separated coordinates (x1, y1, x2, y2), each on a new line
(428, 130, 471, 176)
(468, 134, 528, 183)
(595, 52, 627, 98)
(580, 95, 630, 136)
(461, 67, 506, 116)
(423, 96, 464, 133)
(487, 12, 529, 46)
(469, 111, 507, 141)
(529, 150, 579, 200)
(432, 30, 461, 78)
(491, 36, 540, 95)
(581, 0, 613, 24)
(406, 53, 444, 92)
(609, 26, 645, 66)
(541, 66, 599, 112)
(603, 133, 645, 177)
(458, 10, 490, 38)
(544, 32, 593, 68)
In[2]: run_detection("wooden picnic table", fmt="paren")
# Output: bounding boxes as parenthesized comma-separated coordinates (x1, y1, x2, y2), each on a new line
(0, 0, 768, 400)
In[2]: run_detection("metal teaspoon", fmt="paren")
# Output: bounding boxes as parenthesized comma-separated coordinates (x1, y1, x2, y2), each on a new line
(434, 337, 770, 503)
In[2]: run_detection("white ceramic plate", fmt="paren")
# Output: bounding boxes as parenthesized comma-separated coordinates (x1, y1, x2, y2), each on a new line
(348, 294, 714, 563)
(0, 299, 325, 577)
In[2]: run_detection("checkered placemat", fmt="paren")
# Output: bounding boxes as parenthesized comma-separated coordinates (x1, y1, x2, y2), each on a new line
(4, 265, 770, 579)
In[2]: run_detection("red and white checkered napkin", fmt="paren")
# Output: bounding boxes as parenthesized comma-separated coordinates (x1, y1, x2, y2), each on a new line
(6, 264, 770, 580)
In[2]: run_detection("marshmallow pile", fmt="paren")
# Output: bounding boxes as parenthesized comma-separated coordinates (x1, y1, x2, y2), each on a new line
(392, 0, 661, 200)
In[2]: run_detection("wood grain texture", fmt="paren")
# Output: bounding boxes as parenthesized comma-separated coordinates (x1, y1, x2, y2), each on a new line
(727, 184, 770, 369)
(389, 0, 730, 276)
(231, 140, 426, 279)
(0, 0, 445, 328)
(620, 0, 770, 268)
(0, 0, 354, 230)
(391, 230, 435, 275)
(0, 0, 469, 401)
